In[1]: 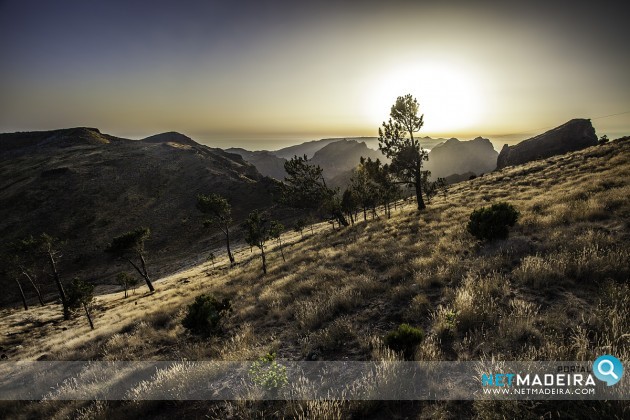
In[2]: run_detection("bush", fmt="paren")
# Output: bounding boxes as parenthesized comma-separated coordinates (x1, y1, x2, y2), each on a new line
(467, 202, 519, 241)
(182, 294, 231, 336)
(384, 323, 424, 359)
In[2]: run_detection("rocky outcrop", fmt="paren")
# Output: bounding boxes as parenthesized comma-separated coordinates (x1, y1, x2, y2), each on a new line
(496, 119, 597, 169)
(424, 137, 498, 179)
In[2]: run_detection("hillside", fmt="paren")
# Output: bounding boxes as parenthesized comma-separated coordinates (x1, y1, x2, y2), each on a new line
(225, 147, 287, 180)
(0, 138, 628, 418)
(0, 128, 280, 306)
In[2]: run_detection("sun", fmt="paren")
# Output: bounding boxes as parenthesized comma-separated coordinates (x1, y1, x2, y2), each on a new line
(364, 62, 484, 134)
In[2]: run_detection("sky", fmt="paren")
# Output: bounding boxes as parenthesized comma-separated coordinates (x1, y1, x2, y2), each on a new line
(1, 0, 629, 150)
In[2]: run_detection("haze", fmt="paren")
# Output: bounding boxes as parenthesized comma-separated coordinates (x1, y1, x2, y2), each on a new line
(1, 0, 628, 150)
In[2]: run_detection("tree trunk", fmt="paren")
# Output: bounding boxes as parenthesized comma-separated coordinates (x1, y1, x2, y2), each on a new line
(414, 167, 426, 210)
(83, 303, 94, 330)
(363, 207, 367, 221)
(225, 226, 235, 265)
(279, 239, 286, 262)
(260, 246, 267, 274)
(349, 212, 354, 225)
(23, 270, 44, 306)
(127, 257, 155, 292)
(15, 278, 28, 311)
(334, 210, 349, 227)
(310, 224, 314, 235)
(48, 252, 70, 320)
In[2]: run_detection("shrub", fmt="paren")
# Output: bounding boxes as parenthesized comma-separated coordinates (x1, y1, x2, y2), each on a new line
(384, 323, 424, 359)
(182, 294, 231, 336)
(467, 202, 519, 241)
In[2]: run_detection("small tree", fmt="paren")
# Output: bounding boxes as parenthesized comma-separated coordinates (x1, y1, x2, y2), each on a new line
(341, 188, 357, 225)
(244, 210, 274, 274)
(106, 228, 155, 292)
(378, 94, 429, 210)
(17, 234, 70, 319)
(66, 277, 95, 330)
(197, 193, 236, 265)
(4, 244, 45, 307)
(182, 294, 231, 336)
(116, 272, 138, 298)
(208, 252, 216, 268)
(269, 221, 286, 262)
(467, 202, 519, 241)
(293, 217, 307, 238)
(384, 323, 424, 360)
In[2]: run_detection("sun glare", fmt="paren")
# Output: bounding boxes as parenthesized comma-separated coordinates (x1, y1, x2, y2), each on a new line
(364, 63, 484, 134)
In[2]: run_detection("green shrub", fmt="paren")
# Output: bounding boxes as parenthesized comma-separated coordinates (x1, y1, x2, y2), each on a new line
(467, 202, 519, 241)
(384, 323, 424, 359)
(182, 294, 231, 336)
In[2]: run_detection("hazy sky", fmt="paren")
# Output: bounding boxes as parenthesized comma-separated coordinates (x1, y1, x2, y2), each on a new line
(1, 0, 628, 149)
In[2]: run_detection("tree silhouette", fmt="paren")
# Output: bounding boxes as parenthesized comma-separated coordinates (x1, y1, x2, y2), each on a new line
(244, 210, 273, 274)
(378, 94, 429, 210)
(2, 248, 45, 310)
(106, 228, 154, 292)
(116, 272, 138, 298)
(282, 155, 348, 227)
(16, 234, 70, 319)
(197, 193, 236, 265)
(66, 277, 95, 329)
(269, 221, 286, 262)
(341, 188, 357, 225)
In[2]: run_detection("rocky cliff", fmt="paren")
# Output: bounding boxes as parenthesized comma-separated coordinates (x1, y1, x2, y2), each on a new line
(496, 119, 597, 169)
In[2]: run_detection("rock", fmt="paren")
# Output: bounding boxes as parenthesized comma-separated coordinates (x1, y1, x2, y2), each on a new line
(425, 136, 498, 178)
(496, 119, 597, 169)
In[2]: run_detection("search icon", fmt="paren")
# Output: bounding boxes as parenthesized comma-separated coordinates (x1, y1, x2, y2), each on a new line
(593, 355, 623, 386)
(597, 360, 619, 379)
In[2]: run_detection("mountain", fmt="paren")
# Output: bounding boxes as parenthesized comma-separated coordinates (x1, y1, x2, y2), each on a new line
(311, 139, 386, 180)
(424, 136, 498, 179)
(496, 119, 597, 169)
(225, 148, 287, 180)
(0, 128, 279, 306)
(273, 138, 349, 159)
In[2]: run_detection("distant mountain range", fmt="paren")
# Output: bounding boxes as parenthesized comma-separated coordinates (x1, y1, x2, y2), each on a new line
(229, 135, 499, 187)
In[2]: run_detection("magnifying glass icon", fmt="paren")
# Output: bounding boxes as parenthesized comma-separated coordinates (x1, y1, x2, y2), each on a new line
(597, 360, 619, 379)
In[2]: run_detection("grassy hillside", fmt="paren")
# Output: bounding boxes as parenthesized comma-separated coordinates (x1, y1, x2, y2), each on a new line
(0, 128, 281, 306)
(1, 138, 628, 418)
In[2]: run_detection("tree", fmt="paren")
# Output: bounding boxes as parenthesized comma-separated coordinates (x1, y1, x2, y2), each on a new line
(197, 193, 236, 265)
(269, 221, 286, 262)
(293, 217, 307, 238)
(422, 174, 448, 204)
(66, 277, 95, 330)
(244, 210, 273, 274)
(1, 250, 41, 311)
(281, 155, 348, 227)
(360, 157, 400, 218)
(378, 94, 429, 210)
(350, 162, 379, 221)
(208, 252, 216, 268)
(116, 272, 138, 298)
(16, 234, 70, 319)
(341, 188, 357, 225)
(106, 228, 155, 292)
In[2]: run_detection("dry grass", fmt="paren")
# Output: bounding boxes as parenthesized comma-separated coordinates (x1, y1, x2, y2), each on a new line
(1, 138, 629, 419)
